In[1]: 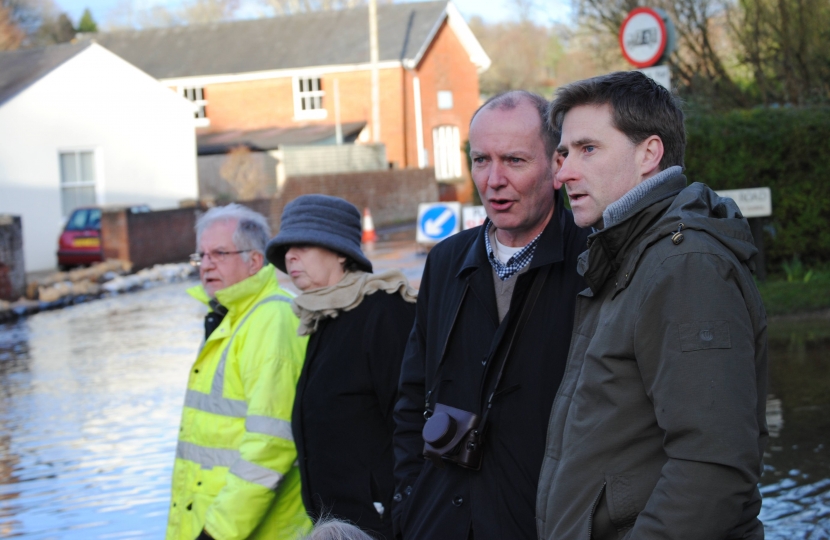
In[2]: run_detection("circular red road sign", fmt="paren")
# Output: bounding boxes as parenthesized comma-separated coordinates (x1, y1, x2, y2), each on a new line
(619, 7, 668, 68)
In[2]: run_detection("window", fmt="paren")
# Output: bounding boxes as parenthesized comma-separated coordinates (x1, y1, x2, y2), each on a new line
(59, 151, 97, 217)
(294, 76, 326, 119)
(181, 86, 209, 127)
(437, 91, 454, 110)
(65, 208, 102, 231)
(432, 126, 462, 180)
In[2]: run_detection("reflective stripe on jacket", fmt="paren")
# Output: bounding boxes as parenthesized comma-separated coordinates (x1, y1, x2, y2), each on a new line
(166, 264, 311, 540)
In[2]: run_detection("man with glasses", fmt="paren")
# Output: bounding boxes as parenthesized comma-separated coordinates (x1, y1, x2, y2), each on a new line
(168, 204, 310, 540)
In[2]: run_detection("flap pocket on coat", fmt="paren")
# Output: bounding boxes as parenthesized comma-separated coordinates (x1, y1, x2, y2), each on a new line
(678, 320, 731, 352)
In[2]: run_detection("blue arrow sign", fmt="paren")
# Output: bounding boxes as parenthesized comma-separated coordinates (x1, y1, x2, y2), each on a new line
(420, 205, 457, 240)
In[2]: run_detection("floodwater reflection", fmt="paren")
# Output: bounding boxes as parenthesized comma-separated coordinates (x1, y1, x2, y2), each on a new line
(0, 282, 202, 538)
(0, 281, 827, 538)
(761, 317, 830, 539)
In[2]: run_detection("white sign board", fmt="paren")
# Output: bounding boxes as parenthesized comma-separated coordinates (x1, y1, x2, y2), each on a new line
(619, 7, 667, 67)
(462, 206, 487, 230)
(417, 202, 461, 244)
(638, 65, 671, 90)
(715, 187, 772, 218)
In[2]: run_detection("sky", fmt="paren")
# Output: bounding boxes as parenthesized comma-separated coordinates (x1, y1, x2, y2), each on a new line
(54, 0, 572, 31)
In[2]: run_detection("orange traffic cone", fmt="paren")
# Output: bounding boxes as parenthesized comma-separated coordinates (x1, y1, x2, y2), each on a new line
(362, 207, 377, 243)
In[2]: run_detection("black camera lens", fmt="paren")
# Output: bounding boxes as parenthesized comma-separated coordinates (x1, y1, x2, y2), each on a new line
(422, 411, 457, 447)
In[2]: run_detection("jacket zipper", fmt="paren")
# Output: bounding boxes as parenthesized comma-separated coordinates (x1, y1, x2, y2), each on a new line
(587, 481, 606, 540)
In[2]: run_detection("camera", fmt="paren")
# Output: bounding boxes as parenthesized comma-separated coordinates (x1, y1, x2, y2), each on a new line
(422, 403, 484, 470)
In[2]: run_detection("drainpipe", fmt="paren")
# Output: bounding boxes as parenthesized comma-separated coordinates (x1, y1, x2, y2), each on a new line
(334, 79, 343, 145)
(369, 0, 381, 143)
(412, 75, 426, 168)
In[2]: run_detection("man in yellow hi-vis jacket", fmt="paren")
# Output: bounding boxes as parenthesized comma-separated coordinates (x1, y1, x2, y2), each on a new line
(167, 204, 311, 540)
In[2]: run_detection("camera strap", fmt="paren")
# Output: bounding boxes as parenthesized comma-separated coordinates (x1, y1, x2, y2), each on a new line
(423, 263, 550, 417)
(478, 263, 551, 431)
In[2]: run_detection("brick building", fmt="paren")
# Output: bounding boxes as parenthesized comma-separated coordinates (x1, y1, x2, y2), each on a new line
(91, 1, 490, 189)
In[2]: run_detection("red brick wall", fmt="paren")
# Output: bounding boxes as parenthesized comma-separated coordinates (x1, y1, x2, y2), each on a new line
(402, 20, 481, 202)
(101, 210, 130, 262)
(182, 20, 481, 187)
(102, 208, 199, 271)
(245, 168, 439, 233)
(197, 67, 409, 167)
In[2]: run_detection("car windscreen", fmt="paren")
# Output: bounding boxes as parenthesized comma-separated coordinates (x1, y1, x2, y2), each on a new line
(65, 209, 102, 231)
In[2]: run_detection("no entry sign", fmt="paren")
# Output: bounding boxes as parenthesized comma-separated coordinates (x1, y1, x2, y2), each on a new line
(619, 7, 668, 68)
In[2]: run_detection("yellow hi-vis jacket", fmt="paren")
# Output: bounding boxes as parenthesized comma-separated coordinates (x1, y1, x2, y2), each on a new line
(166, 265, 311, 540)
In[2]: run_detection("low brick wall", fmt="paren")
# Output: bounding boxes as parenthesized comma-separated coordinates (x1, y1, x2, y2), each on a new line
(0, 215, 25, 301)
(98, 169, 437, 270)
(102, 208, 199, 271)
(245, 168, 439, 232)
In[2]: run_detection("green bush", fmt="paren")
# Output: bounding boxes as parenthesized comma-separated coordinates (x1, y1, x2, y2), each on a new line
(685, 107, 830, 266)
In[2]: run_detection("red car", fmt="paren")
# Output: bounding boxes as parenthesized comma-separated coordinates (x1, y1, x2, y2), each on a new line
(57, 207, 103, 270)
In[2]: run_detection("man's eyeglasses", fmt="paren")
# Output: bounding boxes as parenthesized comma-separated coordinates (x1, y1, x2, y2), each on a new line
(190, 250, 251, 266)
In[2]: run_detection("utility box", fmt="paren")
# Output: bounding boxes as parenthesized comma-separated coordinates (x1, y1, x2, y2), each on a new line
(0, 215, 26, 301)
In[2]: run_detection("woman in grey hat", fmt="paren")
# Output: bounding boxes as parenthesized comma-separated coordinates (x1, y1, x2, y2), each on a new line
(266, 194, 416, 540)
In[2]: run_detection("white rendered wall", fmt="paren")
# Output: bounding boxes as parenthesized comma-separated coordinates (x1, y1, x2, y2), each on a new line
(0, 43, 197, 271)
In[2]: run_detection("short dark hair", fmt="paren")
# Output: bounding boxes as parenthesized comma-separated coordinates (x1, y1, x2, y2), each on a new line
(471, 90, 558, 160)
(549, 71, 685, 170)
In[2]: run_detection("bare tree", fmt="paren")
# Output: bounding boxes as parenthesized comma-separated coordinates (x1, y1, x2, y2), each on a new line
(259, 0, 396, 17)
(574, 0, 750, 108)
(105, 0, 239, 29)
(729, 0, 830, 104)
(469, 13, 578, 97)
(0, 3, 24, 50)
(220, 146, 269, 201)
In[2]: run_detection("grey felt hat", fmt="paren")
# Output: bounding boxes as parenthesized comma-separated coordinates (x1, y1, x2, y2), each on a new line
(265, 194, 373, 274)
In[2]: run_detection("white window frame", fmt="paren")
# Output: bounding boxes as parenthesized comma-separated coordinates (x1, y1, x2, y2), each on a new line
(179, 86, 210, 128)
(58, 149, 99, 217)
(432, 125, 462, 180)
(293, 76, 327, 120)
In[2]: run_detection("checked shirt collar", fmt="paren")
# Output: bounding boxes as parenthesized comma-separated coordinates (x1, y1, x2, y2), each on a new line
(483, 221, 541, 281)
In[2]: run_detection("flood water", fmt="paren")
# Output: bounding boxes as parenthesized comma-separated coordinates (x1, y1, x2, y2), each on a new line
(0, 280, 828, 538)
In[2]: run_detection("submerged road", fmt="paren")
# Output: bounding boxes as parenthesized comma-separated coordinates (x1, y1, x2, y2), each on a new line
(0, 241, 827, 538)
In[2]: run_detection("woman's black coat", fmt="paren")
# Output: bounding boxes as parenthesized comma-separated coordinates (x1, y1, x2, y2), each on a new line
(293, 290, 416, 540)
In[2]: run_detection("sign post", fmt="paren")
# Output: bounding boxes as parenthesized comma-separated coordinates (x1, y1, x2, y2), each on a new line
(462, 206, 487, 230)
(416, 202, 461, 246)
(619, 7, 676, 90)
(716, 187, 773, 281)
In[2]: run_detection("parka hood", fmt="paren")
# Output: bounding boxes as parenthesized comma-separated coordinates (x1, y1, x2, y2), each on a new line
(581, 175, 758, 294)
(655, 182, 759, 269)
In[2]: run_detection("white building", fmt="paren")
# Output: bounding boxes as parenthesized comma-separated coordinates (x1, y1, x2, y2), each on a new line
(0, 41, 197, 271)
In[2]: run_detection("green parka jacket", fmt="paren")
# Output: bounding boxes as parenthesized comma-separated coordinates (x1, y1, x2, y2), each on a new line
(166, 265, 311, 540)
(536, 176, 768, 540)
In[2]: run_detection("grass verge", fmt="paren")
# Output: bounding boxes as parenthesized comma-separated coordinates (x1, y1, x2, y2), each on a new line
(758, 267, 830, 317)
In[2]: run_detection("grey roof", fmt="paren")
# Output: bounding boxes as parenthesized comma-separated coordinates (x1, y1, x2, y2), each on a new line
(88, 1, 448, 79)
(0, 41, 92, 108)
(197, 121, 367, 154)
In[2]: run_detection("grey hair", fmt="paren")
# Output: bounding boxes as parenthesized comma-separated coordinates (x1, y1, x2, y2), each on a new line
(301, 518, 374, 540)
(195, 203, 271, 261)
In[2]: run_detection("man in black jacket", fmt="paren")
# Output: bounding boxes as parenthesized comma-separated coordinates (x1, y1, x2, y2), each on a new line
(392, 91, 589, 540)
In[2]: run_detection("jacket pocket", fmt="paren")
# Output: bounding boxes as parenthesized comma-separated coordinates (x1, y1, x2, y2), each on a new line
(604, 474, 639, 533)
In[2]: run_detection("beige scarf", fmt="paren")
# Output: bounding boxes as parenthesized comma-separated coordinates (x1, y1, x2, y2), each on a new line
(292, 270, 418, 336)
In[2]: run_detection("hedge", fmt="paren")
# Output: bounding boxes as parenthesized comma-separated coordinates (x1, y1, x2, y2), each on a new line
(684, 107, 830, 268)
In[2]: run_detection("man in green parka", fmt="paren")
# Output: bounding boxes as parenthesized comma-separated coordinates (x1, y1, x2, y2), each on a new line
(167, 203, 310, 540)
(536, 71, 768, 540)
